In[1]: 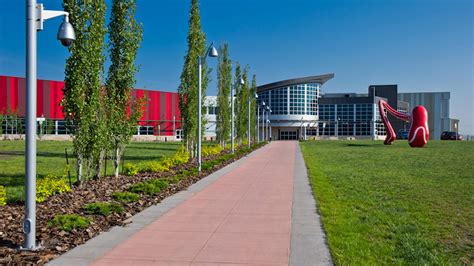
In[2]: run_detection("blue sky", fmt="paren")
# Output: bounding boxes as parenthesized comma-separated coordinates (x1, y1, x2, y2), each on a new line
(0, 0, 472, 133)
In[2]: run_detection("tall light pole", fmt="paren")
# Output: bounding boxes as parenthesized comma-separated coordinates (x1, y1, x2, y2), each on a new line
(247, 93, 257, 148)
(261, 101, 266, 141)
(197, 42, 218, 172)
(372, 86, 377, 140)
(231, 77, 244, 153)
(265, 105, 270, 140)
(268, 108, 272, 141)
(24, 0, 75, 250)
(257, 97, 260, 142)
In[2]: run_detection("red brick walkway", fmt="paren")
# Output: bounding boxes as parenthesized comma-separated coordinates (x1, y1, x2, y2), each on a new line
(93, 141, 296, 265)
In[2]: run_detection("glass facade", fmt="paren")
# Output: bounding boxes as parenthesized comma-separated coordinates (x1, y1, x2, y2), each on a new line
(256, 80, 391, 138)
(306, 84, 319, 115)
(313, 103, 384, 136)
(271, 87, 287, 115)
(257, 83, 320, 116)
(289, 85, 305, 115)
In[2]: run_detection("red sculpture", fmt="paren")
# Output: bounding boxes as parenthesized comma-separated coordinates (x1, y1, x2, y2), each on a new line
(378, 99, 429, 147)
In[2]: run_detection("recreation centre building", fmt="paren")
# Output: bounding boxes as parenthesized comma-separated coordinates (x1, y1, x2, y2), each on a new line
(0, 74, 459, 141)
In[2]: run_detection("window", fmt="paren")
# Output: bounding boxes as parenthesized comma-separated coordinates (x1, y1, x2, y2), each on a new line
(289, 85, 305, 115)
(271, 87, 288, 115)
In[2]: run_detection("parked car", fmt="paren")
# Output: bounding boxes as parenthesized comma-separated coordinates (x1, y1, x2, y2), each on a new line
(440, 131, 463, 140)
(397, 129, 409, 140)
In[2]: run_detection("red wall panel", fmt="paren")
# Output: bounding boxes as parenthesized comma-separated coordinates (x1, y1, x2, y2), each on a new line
(0, 76, 181, 136)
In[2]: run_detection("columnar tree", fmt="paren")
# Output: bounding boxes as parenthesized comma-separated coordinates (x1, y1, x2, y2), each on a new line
(63, 0, 107, 182)
(236, 66, 249, 143)
(216, 43, 231, 147)
(250, 74, 257, 141)
(233, 63, 242, 143)
(178, 0, 209, 157)
(106, 0, 143, 177)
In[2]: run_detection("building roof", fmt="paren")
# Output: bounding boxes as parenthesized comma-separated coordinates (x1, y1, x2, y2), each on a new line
(257, 73, 334, 92)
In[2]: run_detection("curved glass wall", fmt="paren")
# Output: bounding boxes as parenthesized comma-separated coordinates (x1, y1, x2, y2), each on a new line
(257, 83, 320, 116)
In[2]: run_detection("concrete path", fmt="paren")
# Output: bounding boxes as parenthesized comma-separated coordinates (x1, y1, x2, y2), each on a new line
(48, 141, 331, 266)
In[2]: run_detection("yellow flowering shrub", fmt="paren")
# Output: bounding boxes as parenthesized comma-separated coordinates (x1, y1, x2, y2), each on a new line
(202, 144, 223, 157)
(140, 161, 169, 173)
(36, 175, 71, 203)
(0, 186, 6, 206)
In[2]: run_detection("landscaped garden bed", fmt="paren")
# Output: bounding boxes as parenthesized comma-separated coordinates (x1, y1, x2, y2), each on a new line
(0, 142, 265, 264)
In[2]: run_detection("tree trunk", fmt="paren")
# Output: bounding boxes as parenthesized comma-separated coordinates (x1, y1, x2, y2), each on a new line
(95, 149, 105, 179)
(114, 145, 121, 178)
(76, 154, 82, 186)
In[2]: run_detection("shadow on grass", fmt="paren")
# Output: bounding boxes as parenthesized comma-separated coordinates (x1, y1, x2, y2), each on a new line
(127, 145, 180, 152)
(0, 151, 67, 159)
(346, 143, 373, 147)
(0, 174, 25, 186)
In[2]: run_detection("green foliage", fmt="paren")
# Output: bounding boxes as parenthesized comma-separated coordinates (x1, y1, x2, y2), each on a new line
(0, 114, 3, 135)
(0, 186, 6, 206)
(139, 161, 169, 173)
(106, 0, 144, 178)
(112, 191, 140, 203)
(48, 214, 90, 232)
(178, 0, 209, 155)
(236, 66, 250, 143)
(216, 43, 232, 146)
(123, 163, 139, 176)
(250, 74, 257, 142)
(36, 175, 71, 203)
(63, 0, 108, 181)
(82, 202, 124, 216)
(300, 141, 474, 265)
(128, 179, 169, 195)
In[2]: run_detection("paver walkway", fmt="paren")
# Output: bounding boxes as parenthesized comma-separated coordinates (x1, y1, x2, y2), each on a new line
(49, 141, 331, 265)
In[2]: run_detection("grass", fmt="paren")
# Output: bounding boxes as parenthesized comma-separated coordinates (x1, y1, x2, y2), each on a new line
(82, 202, 124, 216)
(48, 214, 91, 232)
(0, 140, 181, 203)
(300, 140, 474, 265)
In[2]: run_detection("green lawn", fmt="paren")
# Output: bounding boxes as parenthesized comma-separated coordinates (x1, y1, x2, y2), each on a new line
(300, 140, 474, 265)
(0, 140, 181, 203)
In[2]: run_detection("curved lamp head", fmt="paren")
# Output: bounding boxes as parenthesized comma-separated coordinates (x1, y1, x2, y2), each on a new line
(208, 44, 218, 57)
(255, 93, 258, 98)
(262, 101, 265, 106)
(57, 15, 75, 47)
(239, 77, 245, 85)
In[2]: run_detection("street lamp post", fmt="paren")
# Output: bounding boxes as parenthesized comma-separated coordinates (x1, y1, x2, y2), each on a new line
(24, 0, 75, 250)
(247, 93, 257, 148)
(257, 99, 260, 142)
(197, 42, 218, 172)
(231, 77, 244, 153)
(268, 108, 272, 141)
(261, 101, 265, 141)
(372, 86, 377, 140)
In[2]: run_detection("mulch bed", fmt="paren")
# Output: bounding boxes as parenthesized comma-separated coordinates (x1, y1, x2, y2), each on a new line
(0, 147, 259, 265)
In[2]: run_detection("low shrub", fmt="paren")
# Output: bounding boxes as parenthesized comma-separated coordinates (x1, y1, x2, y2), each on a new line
(147, 179, 169, 190)
(82, 202, 124, 216)
(161, 147, 190, 169)
(37, 175, 71, 203)
(0, 186, 6, 206)
(202, 144, 223, 157)
(123, 163, 139, 176)
(139, 161, 169, 173)
(48, 214, 90, 232)
(112, 191, 140, 203)
(128, 179, 169, 195)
